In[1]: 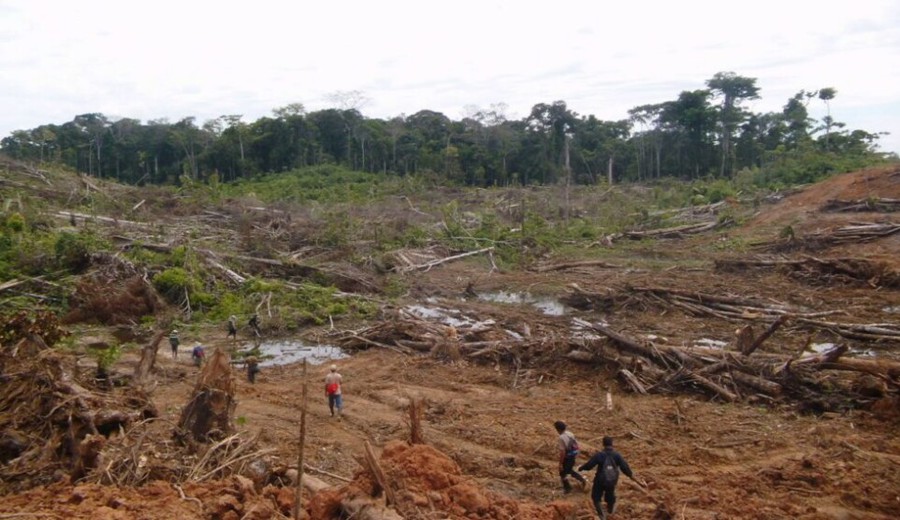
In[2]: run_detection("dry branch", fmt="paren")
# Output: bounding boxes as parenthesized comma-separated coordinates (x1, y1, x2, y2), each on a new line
(399, 247, 495, 272)
(533, 259, 622, 272)
(624, 219, 729, 239)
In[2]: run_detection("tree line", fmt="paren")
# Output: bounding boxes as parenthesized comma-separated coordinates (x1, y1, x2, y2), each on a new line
(1, 72, 889, 187)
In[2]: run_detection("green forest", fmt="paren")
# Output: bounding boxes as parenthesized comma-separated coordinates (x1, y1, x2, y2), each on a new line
(1, 72, 893, 188)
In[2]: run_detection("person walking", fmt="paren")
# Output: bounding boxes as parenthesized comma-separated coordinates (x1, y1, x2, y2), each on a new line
(324, 364, 343, 418)
(227, 315, 238, 340)
(169, 329, 180, 360)
(248, 314, 261, 337)
(578, 436, 641, 519)
(554, 421, 587, 494)
(191, 342, 205, 367)
(246, 356, 260, 383)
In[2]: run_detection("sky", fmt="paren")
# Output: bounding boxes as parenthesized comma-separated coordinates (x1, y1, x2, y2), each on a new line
(1, 0, 899, 154)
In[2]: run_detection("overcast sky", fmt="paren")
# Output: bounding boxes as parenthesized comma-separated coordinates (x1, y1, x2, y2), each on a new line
(2, 0, 898, 154)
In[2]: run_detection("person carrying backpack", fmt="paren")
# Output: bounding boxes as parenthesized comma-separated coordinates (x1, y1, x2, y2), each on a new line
(325, 364, 343, 419)
(553, 421, 587, 493)
(169, 329, 180, 360)
(579, 436, 640, 518)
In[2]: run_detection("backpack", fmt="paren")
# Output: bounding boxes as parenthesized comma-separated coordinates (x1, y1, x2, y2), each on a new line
(566, 438, 580, 457)
(326, 382, 339, 395)
(600, 452, 619, 485)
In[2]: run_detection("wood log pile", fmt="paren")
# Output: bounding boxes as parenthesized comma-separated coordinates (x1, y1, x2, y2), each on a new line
(335, 299, 898, 412)
(821, 198, 900, 213)
(623, 218, 733, 240)
(715, 255, 900, 288)
(649, 286, 900, 343)
(759, 222, 900, 252)
(572, 320, 899, 412)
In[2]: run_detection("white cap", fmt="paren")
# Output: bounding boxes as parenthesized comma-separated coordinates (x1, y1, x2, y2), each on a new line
(330, 364, 337, 371)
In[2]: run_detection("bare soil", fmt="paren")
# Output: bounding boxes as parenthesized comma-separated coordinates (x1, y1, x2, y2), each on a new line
(1, 165, 899, 519)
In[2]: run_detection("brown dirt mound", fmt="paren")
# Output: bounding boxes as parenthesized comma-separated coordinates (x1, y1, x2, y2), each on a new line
(748, 166, 900, 233)
(308, 440, 577, 520)
(740, 166, 900, 264)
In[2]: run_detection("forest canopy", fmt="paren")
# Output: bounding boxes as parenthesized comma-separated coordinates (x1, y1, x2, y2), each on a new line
(1, 72, 892, 187)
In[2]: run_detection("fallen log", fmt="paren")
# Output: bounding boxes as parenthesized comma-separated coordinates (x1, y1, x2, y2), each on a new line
(625, 220, 724, 239)
(587, 323, 693, 367)
(619, 369, 648, 394)
(533, 259, 622, 272)
(399, 246, 495, 272)
(717, 256, 899, 288)
(778, 344, 848, 374)
(730, 370, 783, 396)
(821, 198, 900, 213)
(688, 373, 739, 402)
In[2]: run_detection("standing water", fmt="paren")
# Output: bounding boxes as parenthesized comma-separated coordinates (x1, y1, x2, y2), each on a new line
(241, 340, 347, 368)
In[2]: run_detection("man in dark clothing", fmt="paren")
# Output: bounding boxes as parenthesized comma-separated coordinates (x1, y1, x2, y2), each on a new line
(227, 315, 238, 340)
(578, 436, 640, 519)
(248, 314, 261, 337)
(554, 421, 587, 493)
(169, 329, 180, 360)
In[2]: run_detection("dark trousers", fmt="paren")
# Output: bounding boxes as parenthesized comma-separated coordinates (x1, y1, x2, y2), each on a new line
(559, 454, 585, 490)
(591, 482, 616, 515)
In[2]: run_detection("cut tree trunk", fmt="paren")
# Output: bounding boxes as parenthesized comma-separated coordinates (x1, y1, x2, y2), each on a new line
(176, 348, 236, 443)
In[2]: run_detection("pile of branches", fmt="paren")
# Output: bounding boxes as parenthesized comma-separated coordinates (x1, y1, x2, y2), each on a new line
(93, 428, 273, 487)
(716, 255, 900, 288)
(821, 198, 900, 213)
(585, 285, 900, 344)
(623, 218, 733, 240)
(759, 222, 900, 252)
(337, 307, 566, 367)
(0, 336, 155, 492)
(569, 320, 899, 413)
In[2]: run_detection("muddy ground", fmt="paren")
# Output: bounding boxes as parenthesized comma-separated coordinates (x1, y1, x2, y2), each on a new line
(1, 166, 899, 519)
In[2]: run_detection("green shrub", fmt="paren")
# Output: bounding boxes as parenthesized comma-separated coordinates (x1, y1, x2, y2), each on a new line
(54, 232, 92, 273)
(4, 212, 26, 233)
(153, 267, 198, 303)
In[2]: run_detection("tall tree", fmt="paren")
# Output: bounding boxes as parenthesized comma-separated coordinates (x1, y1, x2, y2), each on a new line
(527, 101, 577, 183)
(818, 88, 837, 150)
(706, 72, 760, 177)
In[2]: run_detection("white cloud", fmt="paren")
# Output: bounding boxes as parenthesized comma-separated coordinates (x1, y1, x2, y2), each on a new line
(1, 0, 898, 153)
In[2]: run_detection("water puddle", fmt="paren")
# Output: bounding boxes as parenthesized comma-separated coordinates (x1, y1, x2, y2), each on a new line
(810, 342, 876, 357)
(476, 291, 566, 316)
(404, 304, 485, 328)
(240, 340, 348, 368)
